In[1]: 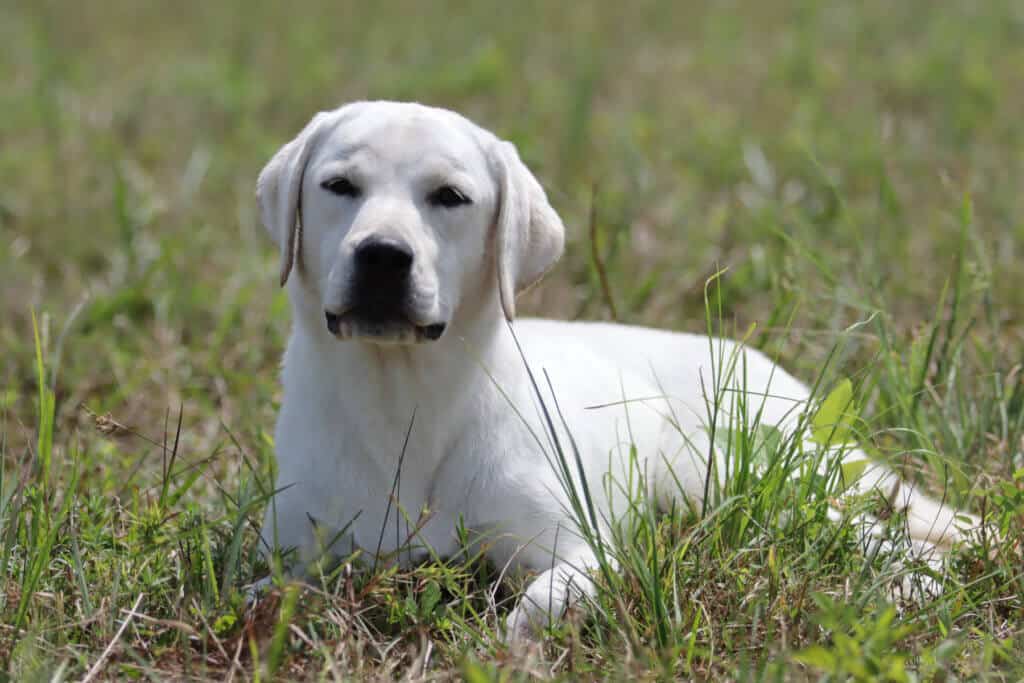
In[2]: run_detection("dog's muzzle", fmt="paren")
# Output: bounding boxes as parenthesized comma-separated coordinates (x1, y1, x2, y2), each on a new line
(324, 238, 446, 343)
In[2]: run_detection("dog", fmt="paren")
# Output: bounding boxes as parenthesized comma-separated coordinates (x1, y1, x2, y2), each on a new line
(256, 101, 978, 640)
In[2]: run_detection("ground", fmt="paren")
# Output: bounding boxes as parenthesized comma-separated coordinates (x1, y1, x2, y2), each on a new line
(2, 1, 1023, 680)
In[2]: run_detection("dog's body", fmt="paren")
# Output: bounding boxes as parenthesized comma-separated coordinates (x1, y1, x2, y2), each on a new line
(258, 101, 976, 638)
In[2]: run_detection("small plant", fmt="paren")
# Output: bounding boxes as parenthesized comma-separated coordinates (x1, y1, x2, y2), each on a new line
(794, 595, 918, 682)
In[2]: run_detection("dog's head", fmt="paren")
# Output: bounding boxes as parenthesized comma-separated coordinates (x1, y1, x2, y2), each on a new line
(257, 101, 564, 345)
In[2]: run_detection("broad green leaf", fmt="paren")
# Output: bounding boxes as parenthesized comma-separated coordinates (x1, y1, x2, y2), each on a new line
(840, 459, 870, 489)
(794, 645, 837, 670)
(811, 378, 858, 446)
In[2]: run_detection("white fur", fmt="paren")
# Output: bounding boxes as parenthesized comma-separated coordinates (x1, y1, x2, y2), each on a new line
(257, 101, 978, 640)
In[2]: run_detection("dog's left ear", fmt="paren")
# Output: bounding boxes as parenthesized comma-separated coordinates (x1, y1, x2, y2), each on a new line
(492, 141, 565, 321)
(256, 112, 333, 287)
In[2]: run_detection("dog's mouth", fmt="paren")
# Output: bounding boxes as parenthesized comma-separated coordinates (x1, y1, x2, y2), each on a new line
(325, 310, 446, 344)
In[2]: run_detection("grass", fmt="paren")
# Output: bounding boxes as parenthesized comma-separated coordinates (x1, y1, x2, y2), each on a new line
(3, 0, 1024, 679)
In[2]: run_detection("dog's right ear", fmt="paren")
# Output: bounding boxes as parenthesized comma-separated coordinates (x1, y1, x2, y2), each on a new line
(256, 112, 333, 287)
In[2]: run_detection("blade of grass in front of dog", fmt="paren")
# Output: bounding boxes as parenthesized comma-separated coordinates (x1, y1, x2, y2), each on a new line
(373, 408, 415, 573)
(459, 333, 555, 459)
(543, 370, 608, 562)
(701, 266, 734, 517)
(505, 325, 588, 527)
(504, 323, 626, 634)
(159, 404, 185, 510)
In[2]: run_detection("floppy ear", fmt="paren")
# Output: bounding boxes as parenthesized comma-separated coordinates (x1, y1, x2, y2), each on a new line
(492, 141, 565, 321)
(256, 112, 332, 286)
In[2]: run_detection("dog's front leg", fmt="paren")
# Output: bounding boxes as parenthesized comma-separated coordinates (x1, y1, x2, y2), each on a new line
(504, 547, 606, 643)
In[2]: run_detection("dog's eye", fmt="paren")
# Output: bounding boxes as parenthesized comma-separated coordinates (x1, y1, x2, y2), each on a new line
(427, 185, 472, 208)
(322, 177, 361, 198)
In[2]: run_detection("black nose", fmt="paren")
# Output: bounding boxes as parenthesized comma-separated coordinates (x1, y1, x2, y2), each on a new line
(354, 239, 413, 277)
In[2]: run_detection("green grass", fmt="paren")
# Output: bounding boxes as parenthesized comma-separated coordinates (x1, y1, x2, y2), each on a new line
(3, 0, 1024, 679)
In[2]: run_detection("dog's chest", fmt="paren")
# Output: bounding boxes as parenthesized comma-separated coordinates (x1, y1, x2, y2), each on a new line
(297, 404, 483, 563)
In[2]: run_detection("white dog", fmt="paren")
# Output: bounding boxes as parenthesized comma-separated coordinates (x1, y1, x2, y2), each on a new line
(257, 101, 977, 639)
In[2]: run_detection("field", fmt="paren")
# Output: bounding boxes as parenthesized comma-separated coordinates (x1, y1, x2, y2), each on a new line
(3, 1, 1024, 679)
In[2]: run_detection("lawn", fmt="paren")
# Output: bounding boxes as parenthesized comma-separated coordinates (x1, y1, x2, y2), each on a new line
(2, 1, 1023, 679)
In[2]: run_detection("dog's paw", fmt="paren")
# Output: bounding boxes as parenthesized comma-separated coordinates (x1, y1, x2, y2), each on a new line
(888, 568, 945, 607)
(503, 605, 544, 646)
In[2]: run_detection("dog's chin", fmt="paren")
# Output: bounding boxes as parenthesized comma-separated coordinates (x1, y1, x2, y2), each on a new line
(325, 312, 446, 345)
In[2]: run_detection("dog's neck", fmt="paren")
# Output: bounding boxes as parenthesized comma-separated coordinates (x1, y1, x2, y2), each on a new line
(283, 287, 526, 473)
